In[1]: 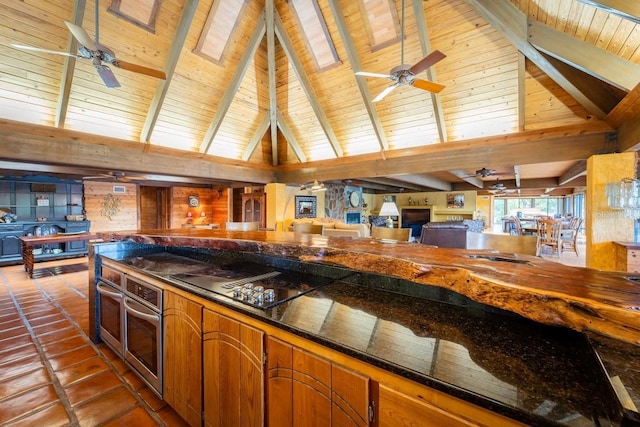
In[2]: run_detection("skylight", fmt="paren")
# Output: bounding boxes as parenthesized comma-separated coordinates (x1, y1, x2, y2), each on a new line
(109, 0, 160, 32)
(358, 0, 401, 51)
(289, 0, 339, 71)
(195, 0, 248, 64)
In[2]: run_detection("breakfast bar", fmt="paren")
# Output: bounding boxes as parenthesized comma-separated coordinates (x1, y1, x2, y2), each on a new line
(88, 228, 640, 426)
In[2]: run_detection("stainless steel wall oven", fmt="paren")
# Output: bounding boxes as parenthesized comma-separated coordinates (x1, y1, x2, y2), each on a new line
(97, 260, 163, 397)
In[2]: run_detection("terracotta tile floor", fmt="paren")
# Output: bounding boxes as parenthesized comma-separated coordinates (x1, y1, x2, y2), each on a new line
(0, 258, 188, 427)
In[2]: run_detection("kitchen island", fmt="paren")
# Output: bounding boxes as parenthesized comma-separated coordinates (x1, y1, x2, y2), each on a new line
(89, 229, 640, 426)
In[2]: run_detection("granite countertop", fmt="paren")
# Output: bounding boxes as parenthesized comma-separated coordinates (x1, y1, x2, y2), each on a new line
(98, 228, 640, 346)
(94, 244, 640, 427)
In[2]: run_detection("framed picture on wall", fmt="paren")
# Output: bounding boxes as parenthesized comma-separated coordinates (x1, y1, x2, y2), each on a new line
(447, 193, 464, 209)
(295, 195, 317, 218)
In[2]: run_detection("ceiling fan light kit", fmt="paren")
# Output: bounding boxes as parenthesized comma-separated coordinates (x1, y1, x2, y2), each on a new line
(355, 0, 445, 102)
(12, 0, 165, 88)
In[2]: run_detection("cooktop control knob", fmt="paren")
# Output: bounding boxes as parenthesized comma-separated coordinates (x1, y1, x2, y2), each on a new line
(241, 288, 253, 301)
(232, 287, 242, 298)
(243, 283, 254, 289)
(263, 289, 275, 302)
(253, 285, 264, 294)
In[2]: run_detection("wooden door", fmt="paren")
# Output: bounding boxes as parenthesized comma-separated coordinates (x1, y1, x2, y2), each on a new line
(241, 193, 266, 228)
(163, 291, 203, 427)
(203, 309, 264, 427)
(140, 186, 170, 229)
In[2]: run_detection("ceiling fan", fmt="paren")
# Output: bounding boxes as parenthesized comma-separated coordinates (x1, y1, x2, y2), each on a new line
(11, 0, 165, 88)
(461, 167, 497, 178)
(83, 171, 147, 182)
(355, 0, 446, 102)
(488, 179, 516, 195)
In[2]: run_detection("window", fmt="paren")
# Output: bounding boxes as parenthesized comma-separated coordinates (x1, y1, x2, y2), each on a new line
(289, 0, 340, 71)
(357, 0, 401, 51)
(109, 0, 160, 32)
(195, 0, 249, 64)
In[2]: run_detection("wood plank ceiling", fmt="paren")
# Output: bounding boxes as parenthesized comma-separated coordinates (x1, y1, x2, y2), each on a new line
(0, 0, 639, 195)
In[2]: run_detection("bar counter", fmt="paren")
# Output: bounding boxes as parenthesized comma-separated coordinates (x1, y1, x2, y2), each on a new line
(91, 229, 640, 426)
(98, 228, 640, 345)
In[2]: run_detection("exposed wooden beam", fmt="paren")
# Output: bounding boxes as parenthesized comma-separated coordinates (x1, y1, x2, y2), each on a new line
(274, 11, 343, 158)
(517, 52, 525, 131)
(527, 19, 640, 92)
(618, 108, 640, 152)
(559, 160, 587, 185)
(242, 112, 270, 162)
(328, 0, 389, 152)
(276, 109, 306, 162)
(276, 123, 613, 183)
(0, 119, 274, 184)
(141, 0, 198, 144)
(448, 170, 484, 188)
(387, 173, 452, 191)
(55, 0, 86, 128)
(577, 0, 640, 24)
(266, 0, 278, 165)
(412, 0, 447, 142)
(356, 177, 437, 192)
(465, 0, 607, 119)
(608, 82, 640, 131)
(200, 11, 266, 154)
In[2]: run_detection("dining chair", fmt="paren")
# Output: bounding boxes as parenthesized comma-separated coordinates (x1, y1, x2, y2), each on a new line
(371, 226, 411, 242)
(535, 219, 562, 257)
(225, 221, 260, 231)
(561, 217, 583, 256)
(510, 216, 523, 236)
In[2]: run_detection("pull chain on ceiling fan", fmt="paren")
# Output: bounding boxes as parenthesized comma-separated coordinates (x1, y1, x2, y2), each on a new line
(355, 0, 446, 102)
(11, 0, 166, 88)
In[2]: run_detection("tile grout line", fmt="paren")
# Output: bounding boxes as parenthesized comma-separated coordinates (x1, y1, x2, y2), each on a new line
(0, 269, 80, 426)
(25, 268, 170, 426)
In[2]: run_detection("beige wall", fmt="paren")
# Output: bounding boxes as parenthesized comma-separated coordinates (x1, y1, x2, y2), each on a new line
(586, 152, 636, 270)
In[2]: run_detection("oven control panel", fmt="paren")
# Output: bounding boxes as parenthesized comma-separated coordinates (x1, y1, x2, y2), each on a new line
(125, 277, 162, 311)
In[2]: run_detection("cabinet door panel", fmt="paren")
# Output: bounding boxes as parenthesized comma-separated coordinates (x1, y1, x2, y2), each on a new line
(332, 364, 369, 427)
(292, 348, 331, 427)
(204, 309, 264, 427)
(164, 291, 203, 427)
(266, 337, 294, 427)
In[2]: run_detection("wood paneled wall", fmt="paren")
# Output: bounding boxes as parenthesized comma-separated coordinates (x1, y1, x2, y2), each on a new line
(84, 182, 139, 232)
(170, 187, 229, 228)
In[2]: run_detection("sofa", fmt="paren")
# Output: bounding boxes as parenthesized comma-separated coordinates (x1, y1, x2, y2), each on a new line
(419, 221, 537, 255)
(287, 218, 370, 238)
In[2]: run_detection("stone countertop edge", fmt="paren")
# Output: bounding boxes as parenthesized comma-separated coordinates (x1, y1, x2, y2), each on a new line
(97, 229, 640, 346)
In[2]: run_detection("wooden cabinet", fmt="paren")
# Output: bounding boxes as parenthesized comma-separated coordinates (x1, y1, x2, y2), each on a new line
(266, 336, 370, 427)
(0, 224, 22, 258)
(163, 291, 203, 427)
(614, 242, 640, 273)
(203, 309, 264, 427)
(241, 193, 266, 228)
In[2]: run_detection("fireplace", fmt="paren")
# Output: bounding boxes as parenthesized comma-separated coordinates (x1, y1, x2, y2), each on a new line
(401, 208, 431, 238)
(345, 211, 361, 224)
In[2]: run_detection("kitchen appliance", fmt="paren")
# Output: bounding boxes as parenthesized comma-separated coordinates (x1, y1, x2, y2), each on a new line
(123, 275, 162, 396)
(170, 266, 334, 310)
(97, 261, 163, 397)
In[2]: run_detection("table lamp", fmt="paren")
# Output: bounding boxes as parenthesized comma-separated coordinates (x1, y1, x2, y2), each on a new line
(379, 201, 399, 228)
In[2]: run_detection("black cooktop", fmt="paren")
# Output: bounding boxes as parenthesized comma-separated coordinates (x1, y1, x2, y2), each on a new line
(170, 268, 335, 309)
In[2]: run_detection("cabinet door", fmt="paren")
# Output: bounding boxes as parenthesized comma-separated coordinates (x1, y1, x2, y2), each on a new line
(164, 291, 203, 427)
(1, 234, 22, 257)
(266, 337, 369, 427)
(203, 309, 264, 427)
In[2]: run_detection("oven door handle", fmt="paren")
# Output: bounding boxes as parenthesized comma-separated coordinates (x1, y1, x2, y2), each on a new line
(123, 297, 160, 325)
(96, 283, 123, 300)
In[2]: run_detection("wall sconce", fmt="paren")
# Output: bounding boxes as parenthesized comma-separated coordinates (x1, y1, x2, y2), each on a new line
(606, 178, 640, 218)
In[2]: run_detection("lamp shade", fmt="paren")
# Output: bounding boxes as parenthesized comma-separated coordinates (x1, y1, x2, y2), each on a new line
(379, 202, 399, 217)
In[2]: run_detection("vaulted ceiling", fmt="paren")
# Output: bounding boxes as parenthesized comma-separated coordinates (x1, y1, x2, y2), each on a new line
(1, 0, 639, 195)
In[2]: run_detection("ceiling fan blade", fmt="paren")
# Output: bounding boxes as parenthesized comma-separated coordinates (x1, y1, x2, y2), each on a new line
(408, 50, 446, 75)
(64, 21, 98, 51)
(411, 79, 445, 93)
(355, 71, 392, 79)
(95, 65, 121, 88)
(113, 60, 166, 80)
(11, 44, 80, 59)
(372, 84, 397, 102)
